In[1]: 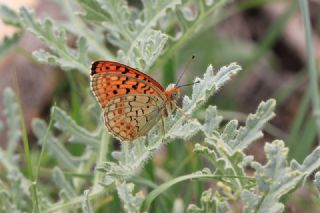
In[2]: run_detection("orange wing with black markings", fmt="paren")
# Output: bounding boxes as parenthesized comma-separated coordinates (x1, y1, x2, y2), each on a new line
(90, 61, 166, 108)
(90, 61, 177, 142)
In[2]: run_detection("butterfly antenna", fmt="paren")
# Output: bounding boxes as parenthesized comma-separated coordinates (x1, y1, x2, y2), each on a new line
(177, 80, 200, 88)
(176, 55, 195, 86)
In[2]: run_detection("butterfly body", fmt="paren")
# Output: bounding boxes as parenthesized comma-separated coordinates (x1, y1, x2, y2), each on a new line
(90, 61, 180, 142)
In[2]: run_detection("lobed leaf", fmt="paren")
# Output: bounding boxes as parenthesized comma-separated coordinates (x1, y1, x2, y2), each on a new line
(117, 182, 144, 213)
(52, 106, 100, 148)
(0, 33, 21, 58)
(32, 119, 84, 171)
(187, 189, 230, 213)
(182, 63, 241, 113)
(229, 99, 276, 151)
(19, 7, 89, 74)
(117, 30, 168, 71)
(242, 140, 304, 213)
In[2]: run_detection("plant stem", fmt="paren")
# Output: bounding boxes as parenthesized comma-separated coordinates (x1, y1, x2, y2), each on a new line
(13, 70, 39, 213)
(93, 131, 110, 190)
(298, 0, 320, 140)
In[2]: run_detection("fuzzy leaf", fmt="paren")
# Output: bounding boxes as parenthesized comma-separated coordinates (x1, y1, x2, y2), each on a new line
(2, 87, 21, 158)
(19, 7, 89, 74)
(52, 106, 100, 148)
(0, 169, 33, 212)
(298, 145, 320, 174)
(117, 182, 144, 213)
(54, 0, 114, 59)
(0, 5, 20, 26)
(314, 172, 320, 199)
(119, 0, 181, 69)
(0, 33, 21, 57)
(31, 118, 84, 170)
(221, 120, 238, 144)
(167, 119, 201, 140)
(187, 188, 230, 213)
(242, 140, 303, 213)
(229, 99, 276, 151)
(182, 63, 241, 113)
(99, 140, 149, 181)
(152, 0, 228, 72)
(241, 190, 259, 212)
(52, 167, 77, 201)
(82, 190, 94, 213)
(202, 106, 223, 136)
(194, 142, 247, 190)
(77, 0, 111, 23)
(117, 30, 168, 70)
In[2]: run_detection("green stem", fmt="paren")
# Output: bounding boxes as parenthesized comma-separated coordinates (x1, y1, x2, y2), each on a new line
(93, 131, 110, 190)
(14, 71, 39, 213)
(298, 0, 320, 140)
(142, 173, 253, 211)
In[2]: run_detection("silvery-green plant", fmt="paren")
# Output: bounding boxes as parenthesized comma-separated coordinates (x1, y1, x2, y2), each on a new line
(0, 0, 319, 213)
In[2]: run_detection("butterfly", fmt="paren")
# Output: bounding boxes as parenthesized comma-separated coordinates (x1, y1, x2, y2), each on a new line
(90, 61, 185, 142)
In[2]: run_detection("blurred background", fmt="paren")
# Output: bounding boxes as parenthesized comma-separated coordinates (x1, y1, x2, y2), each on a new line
(0, 0, 320, 212)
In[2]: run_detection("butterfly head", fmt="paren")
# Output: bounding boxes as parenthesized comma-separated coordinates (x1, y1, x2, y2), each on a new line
(165, 86, 181, 101)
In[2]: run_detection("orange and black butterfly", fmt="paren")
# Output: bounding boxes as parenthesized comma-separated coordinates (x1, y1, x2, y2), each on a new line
(90, 60, 198, 142)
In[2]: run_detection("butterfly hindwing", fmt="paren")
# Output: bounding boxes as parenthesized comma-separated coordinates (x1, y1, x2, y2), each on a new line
(103, 94, 163, 141)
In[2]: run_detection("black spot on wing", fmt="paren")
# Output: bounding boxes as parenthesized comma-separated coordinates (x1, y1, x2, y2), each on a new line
(90, 61, 101, 75)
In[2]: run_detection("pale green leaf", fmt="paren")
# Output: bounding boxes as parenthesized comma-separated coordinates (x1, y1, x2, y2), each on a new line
(229, 99, 276, 151)
(117, 30, 168, 70)
(0, 5, 20, 26)
(182, 63, 241, 113)
(19, 7, 89, 74)
(314, 172, 320, 199)
(52, 106, 100, 148)
(187, 189, 230, 213)
(123, 0, 181, 69)
(77, 0, 111, 23)
(54, 0, 114, 59)
(242, 140, 303, 213)
(298, 145, 320, 174)
(240, 190, 259, 213)
(52, 167, 77, 201)
(31, 118, 83, 171)
(3, 87, 21, 158)
(0, 33, 21, 57)
(82, 190, 94, 213)
(202, 106, 223, 136)
(117, 182, 144, 213)
(221, 120, 238, 144)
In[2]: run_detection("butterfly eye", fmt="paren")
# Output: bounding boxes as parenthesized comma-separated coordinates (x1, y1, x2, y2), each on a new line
(172, 92, 177, 100)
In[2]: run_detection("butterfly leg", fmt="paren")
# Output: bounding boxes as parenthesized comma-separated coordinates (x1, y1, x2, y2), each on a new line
(160, 113, 166, 142)
(172, 101, 193, 120)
